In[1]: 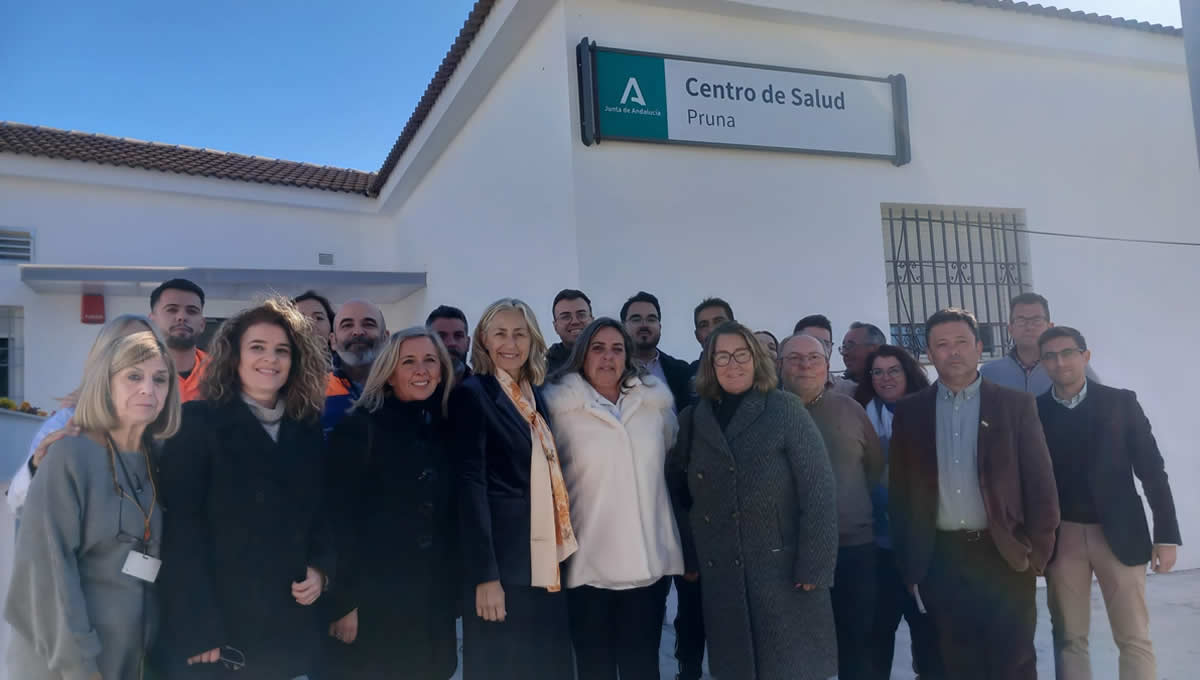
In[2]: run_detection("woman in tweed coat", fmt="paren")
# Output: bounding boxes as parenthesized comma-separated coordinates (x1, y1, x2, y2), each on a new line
(667, 322, 839, 680)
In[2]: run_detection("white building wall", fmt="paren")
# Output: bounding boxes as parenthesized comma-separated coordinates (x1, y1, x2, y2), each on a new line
(562, 0, 1200, 565)
(391, 1, 582, 330)
(0, 169, 397, 409)
(0, 0, 1195, 567)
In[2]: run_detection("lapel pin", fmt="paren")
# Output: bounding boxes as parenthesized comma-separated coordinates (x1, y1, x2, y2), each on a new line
(980, 420, 990, 429)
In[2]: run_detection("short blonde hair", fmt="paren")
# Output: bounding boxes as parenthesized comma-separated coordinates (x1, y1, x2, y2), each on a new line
(470, 298, 549, 386)
(355, 327, 456, 416)
(694, 321, 779, 401)
(74, 331, 181, 441)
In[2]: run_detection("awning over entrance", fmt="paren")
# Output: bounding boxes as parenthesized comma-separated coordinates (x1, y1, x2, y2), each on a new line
(19, 265, 426, 304)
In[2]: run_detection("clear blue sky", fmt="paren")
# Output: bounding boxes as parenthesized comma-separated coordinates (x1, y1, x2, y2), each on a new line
(0, 0, 1184, 173)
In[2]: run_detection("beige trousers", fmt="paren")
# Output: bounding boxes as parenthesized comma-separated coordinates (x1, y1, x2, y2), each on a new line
(1045, 521, 1155, 680)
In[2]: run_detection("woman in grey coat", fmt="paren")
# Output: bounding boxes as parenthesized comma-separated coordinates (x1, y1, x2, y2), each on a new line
(6, 330, 181, 680)
(667, 322, 839, 680)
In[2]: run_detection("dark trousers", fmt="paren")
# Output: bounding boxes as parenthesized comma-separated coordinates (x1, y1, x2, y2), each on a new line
(463, 584, 574, 680)
(567, 578, 671, 680)
(831, 543, 879, 680)
(672, 575, 706, 680)
(869, 547, 944, 680)
(921, 531, 1037, 680)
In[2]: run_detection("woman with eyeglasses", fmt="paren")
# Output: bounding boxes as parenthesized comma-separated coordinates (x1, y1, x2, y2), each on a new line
(666, 321, 838, 680)
(155, 297, 334, 679)
(852, 346, 943, 680)
(6, 331, 180, 680)
(321, 327, 461, 680)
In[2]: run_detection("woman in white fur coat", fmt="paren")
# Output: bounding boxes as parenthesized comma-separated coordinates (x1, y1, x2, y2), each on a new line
(543, 317, 684, 680)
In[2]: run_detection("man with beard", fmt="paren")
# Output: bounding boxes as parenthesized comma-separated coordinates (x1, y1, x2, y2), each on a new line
(619, 290, 704, 680)
(323, 299, 387, 434)
(546, 289, 593, 375)
(149, 278, 209, 402)
(426, 304, 471, 381)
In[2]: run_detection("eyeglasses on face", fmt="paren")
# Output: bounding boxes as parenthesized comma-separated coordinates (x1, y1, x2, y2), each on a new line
(1040, 347, 1083, 363)
(782, 353, 825, 367)
(712, 348, 753, 367)
(1012, 315, 1048, 327)
(869, 366, 905, 379)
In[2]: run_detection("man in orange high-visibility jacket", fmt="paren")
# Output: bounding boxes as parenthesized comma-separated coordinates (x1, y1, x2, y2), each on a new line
(149, 278, 210, 402)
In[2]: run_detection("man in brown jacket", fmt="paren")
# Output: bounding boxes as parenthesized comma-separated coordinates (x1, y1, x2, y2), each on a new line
(890, 308, 1060, 680)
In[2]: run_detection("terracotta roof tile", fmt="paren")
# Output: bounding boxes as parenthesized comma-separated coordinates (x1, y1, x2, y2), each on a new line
(0, 122, 375, 195)
(943, 0, 1181, 36)
(368, 0, 497, 196)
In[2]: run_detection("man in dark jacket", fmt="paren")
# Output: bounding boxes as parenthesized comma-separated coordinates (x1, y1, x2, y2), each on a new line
(546, 289, 593, 375)
(426, 304, 472, 382)
(1036, 326, 1180, 680)
(620, 290, 702, 680)
(890, 308, 1060, 680)
(621, 291, 694, 410)
(687, 297, 735, 373)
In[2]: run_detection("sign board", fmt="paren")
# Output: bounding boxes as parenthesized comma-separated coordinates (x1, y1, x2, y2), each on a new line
(577, 39, 910, 165)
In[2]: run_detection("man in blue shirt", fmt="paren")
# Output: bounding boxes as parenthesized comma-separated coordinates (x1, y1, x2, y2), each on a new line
(981, 292, 1097, 394)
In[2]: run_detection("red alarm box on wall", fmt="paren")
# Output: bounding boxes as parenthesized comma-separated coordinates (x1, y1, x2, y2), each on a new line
(81, 294, 106, 324)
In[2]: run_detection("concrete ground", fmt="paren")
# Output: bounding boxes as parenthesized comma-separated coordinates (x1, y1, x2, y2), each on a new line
(449, 569, 1200, 679)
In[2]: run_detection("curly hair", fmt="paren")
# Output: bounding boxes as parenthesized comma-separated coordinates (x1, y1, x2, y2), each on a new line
(200, 296, 327, 422)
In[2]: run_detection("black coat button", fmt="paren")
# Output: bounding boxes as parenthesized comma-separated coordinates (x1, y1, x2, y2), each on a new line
(696, 472, 704, 480)
(703, 515, 711, 524)
(706, 560, 714, 567)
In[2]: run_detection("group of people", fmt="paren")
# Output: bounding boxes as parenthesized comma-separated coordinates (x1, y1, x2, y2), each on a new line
(2, 279, 1180, 680)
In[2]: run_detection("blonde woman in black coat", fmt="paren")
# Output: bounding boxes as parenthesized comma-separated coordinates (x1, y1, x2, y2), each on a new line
(451, 298, 577, 680)
(322, 326, 460, 679)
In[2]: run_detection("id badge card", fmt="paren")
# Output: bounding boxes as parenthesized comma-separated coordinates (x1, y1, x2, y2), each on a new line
(122, 550, 162, 583)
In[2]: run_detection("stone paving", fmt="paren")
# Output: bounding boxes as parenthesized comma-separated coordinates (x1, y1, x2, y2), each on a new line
(451, 569, 1200, 679)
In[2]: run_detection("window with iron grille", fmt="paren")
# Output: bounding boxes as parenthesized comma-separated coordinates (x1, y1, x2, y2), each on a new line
(0, 306, 25, 401)
(0, 229, 33, 263)
(881, 204, 1031, 360)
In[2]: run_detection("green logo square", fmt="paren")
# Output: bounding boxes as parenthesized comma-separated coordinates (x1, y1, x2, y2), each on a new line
(594, 51, 668, 141)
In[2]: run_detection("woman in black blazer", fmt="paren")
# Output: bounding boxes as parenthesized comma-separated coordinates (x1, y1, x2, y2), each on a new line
(451, 298, 577, 680)
(156, 297, 334, 679)
(322, 326, 461, 679)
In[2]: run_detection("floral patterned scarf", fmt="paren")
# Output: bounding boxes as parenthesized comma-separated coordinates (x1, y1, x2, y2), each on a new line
(495, 370, 578, 591)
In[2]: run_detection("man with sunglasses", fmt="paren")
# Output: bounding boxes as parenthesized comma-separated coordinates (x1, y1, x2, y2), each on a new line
(1036, 326, 1180, 680)
(982, 292, 1098, 394)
